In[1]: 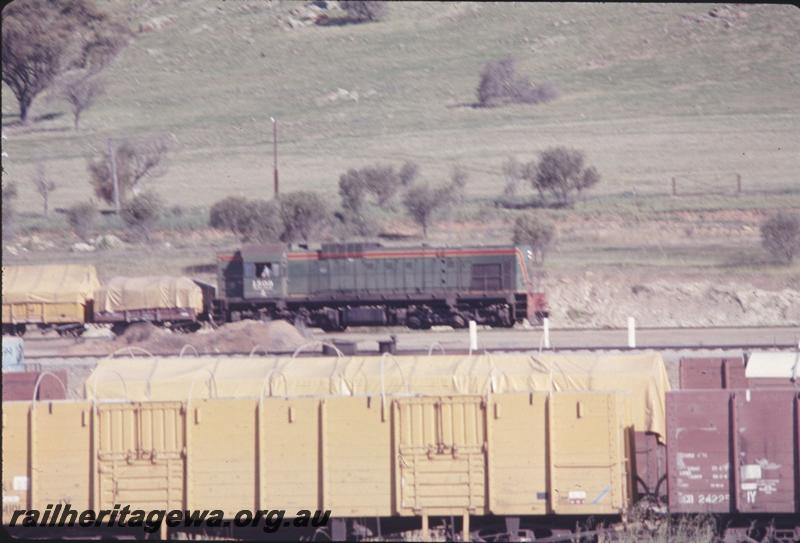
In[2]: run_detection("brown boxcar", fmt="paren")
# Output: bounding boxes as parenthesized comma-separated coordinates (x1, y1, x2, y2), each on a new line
(679, 357, 747, 389)
(2, 370, 68, 401)
(667, 388, 800, 515)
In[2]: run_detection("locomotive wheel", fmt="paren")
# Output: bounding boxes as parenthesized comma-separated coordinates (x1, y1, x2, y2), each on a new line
(451, 314, 468, 329)
(407, 315, 422, 330)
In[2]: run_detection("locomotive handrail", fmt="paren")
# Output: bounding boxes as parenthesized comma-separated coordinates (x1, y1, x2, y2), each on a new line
(179, 344, 200, 358)
(30, 371, 68, 403)
(426, 342, 446, 356)
(291, 341, 344, 359)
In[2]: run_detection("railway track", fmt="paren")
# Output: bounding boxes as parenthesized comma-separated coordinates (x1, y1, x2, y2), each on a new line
(11, 325, 799, 360)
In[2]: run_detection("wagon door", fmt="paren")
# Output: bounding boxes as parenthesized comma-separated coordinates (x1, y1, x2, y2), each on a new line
(732, 389, 796, 513)
(394, 396, 487, 516)
(96, 402, 185, 511)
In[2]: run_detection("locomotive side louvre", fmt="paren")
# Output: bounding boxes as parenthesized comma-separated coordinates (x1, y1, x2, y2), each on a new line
(215, 243, 547, 329)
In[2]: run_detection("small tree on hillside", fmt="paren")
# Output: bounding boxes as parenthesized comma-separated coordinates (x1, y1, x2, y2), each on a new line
(60, 74, 104, 130)
(449, 166, 468, 204)
(761, 213, 800, 264)
(66, 201, 98, 241)
(477, 57, 558, 108)
(32, 162, 57, 216)
(340, 1, 387, 22)
(337, 161, 419, 211)
(523, 146, 600, 208)
(121, 191, 163, 241)
(512, 214, 555, 263)
(88, 137, 168, 205)
(209, 197, 282, 242)
(279, 191, 329, 242)
(1, 0, 127, 124)
(398, 160, 419, 187)
(338, 169, 369, 214)
(2, 180, 19, 238)
(403, 183, 451, 238)
(501, 157, 524, 197)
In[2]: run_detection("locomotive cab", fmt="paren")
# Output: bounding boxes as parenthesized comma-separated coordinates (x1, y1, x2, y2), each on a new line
(241, 244, 288, 299)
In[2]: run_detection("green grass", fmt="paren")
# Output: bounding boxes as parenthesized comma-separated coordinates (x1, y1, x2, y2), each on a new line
(2, 2, 799, 285)
(2, 3, 798, 211)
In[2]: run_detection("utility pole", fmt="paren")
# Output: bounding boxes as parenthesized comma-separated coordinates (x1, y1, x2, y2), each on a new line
(271, 117, 279, 199)
(108, 138, 120, 213)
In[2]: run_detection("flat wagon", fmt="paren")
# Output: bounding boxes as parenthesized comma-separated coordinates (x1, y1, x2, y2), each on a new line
(1, 264, 100, 336)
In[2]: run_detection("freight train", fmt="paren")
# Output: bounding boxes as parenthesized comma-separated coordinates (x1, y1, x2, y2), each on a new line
(2, 352, 799, 542)
(1, 242, 549, 335)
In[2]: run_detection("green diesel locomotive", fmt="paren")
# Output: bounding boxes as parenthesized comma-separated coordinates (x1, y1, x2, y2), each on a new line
(214, 242, 548, 331)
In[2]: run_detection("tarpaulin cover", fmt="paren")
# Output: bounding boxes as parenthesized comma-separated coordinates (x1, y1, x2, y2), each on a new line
(1, 265, 99, 304)
(86, 351, 671, 438)
(94, 276, 203, 313)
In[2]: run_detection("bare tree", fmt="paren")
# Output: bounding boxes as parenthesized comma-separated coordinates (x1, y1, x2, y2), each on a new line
(476, 57, 558, 108)
(60, 75, 104, 129)
(66, 201, 98, 241)
(88, 138, 168, 204)
(32, 162, 57, 216)
(512, 214, 555, 263)
(501, 157, 524, 197)
(761, 213, 800, 264)
(398, 160, 419, 186)
(403, 183, 451, 238)
(449, 166, 468, 203)
(121, 191, 164, 241)
(1, 0, 127, 124)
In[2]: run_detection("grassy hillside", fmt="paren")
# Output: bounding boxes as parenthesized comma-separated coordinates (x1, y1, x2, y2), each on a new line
(3, 1, 799, 211)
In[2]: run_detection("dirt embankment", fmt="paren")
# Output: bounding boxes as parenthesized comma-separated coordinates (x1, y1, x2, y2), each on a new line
(67, 320, 309, 356)
(547, 274, 800, 328)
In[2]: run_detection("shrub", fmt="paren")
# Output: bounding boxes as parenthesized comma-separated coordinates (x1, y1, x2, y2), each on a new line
(761, 213, 800, 264)
(512, 214, 555, 263)
(2, 180, 19, 239)
(338, 170, 369, 214)
(476, 57, 557, 108)
(121, 191, 163, 240)
(403, 183, 451, 238)
(523, 146, 600, 208)
(279, 191, 329, 242)
(210, 196, 253, 236)
(338, 161, 419, 211)
(340, 0, 387, 22)
(209, 196, 282, 242)
(66, 201, 99, 241)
